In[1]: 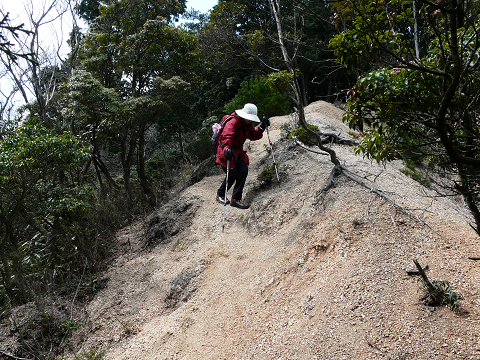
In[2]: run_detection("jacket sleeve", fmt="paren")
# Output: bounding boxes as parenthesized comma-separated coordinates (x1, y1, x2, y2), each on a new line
(247, 125, 264, 141)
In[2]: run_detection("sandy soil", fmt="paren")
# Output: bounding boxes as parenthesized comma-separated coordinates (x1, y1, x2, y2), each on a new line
(11, 101, 480, 359)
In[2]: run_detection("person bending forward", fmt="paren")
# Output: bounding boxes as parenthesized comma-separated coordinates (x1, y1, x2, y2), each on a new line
(216, 103, 270, 209)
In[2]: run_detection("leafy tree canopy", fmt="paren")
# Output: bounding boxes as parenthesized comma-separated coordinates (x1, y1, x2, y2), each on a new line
(0, 125, 91, 302)
(330, 0, 480, 232)
(225, 75, 292, 116)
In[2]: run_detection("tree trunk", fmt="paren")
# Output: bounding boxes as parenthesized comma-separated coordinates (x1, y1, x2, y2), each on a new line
(269, 0, 342, 193)
(178, 130, 191, 164)
(0, 239, 15, 301)
(120, 137, 136, 208)
(138, 131, 156, 207)
(91, 130, 106, 197)
(413, 0, 420, 58)
(93, 156, 106, 198)
(456, 164, 480, 234)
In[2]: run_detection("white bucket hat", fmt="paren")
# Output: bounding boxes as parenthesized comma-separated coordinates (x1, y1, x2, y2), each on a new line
(235, 103, 260, 123)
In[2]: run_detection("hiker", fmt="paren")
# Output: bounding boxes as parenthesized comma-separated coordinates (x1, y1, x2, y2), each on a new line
(216, 103, 270, 209)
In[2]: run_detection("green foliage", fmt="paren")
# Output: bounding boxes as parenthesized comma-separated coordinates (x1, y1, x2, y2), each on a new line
(145, 150, 183, 178)
(280, 123, 292, 138)
(288, 124, 320, 147)
(224, 76, 292, 117)
(185, 135, 215, 162)
(5, 301, 87, 359)
(0, 125, 101, 303)
(431, 280, 464, 311)
(202, 0, 347, 103)
(257, 163, 280, 187)
(330, 0, 480, 233)
(265, 71, 294, 97)
(62, 70, 121, 135)
(77, 0, 104, 24)
(76, 0, 201, 207)
(330, 0, 419, 71)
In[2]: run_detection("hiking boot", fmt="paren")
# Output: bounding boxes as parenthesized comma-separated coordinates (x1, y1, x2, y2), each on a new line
(230, 199, 250, 209)
(216, 194, 230, 205)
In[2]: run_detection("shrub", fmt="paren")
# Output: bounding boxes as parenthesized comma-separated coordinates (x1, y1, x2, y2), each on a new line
(288, 124, 320, 146)
(257, 163, 280, 187)
(224, 76, 292, 117)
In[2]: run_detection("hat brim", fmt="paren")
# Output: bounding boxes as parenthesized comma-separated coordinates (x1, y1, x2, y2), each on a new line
(235, 109, 260, 123)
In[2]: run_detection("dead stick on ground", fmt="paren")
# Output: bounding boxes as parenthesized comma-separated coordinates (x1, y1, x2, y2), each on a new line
(413, 259, 443, 305)
(388, 205, 398, 229)
(406, 264, 429, 275)
(0, 350, 31, 360)
(366, 338, 396, 360)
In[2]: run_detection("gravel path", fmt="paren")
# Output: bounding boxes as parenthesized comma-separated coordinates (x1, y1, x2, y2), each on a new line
(64, 101, 480, 360)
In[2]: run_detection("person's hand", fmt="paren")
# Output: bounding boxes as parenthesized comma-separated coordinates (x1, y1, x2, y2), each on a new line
(260, 115, 270, 130)
(224, 148, 234, 160)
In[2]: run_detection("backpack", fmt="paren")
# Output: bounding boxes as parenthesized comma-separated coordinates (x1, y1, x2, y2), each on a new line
(211, 114, 234, 147)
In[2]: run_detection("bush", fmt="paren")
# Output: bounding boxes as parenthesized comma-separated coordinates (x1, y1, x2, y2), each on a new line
(257, 163, 280, 187)
(288, 124, 320, 146)
(185, 117, 218, 162)
(224, 76, 292, 117)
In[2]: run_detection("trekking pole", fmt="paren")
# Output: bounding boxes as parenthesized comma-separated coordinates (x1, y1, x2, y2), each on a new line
(265, 125, 280, 183)
(222, 159, 230, 233)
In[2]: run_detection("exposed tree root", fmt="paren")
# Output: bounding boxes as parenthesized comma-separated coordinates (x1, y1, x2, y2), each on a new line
(294, 139, 458, 251)
(294, 140, 329, 156)
(317, 131, 358, 146)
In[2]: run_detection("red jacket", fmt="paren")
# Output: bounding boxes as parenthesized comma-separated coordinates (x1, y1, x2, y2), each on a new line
(216, 113, 264, 169)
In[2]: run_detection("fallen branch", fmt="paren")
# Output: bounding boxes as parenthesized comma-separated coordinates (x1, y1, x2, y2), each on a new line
(0, 350, 31, 360)
(366, 338, 396, 360)
(406, 264, 429, 275)
(468, 257, 480, 261)
(342, 167, 458, 250)
(292, 115, 456, 251)
(413, 259, 443, 306)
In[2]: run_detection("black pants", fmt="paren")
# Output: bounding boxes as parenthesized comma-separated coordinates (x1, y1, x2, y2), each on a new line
(217, 157, 248, 201)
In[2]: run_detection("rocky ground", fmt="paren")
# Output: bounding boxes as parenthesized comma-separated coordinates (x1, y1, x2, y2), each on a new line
(2, 101, 480, 360)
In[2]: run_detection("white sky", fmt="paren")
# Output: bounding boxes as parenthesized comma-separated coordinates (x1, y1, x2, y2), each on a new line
(186, 0, 218, 13)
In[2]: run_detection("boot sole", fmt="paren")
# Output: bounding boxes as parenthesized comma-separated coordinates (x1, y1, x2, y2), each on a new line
(230, 203, 250, 209)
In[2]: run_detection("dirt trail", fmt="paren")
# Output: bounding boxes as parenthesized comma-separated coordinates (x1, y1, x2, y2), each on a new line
(67, 101, 479, 359)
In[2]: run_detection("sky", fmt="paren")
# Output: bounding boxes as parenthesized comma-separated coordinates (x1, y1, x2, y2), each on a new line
(186, 0, 218, 13)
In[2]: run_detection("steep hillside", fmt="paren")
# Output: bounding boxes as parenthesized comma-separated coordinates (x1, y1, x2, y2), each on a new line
(23, 102, 480, 359)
